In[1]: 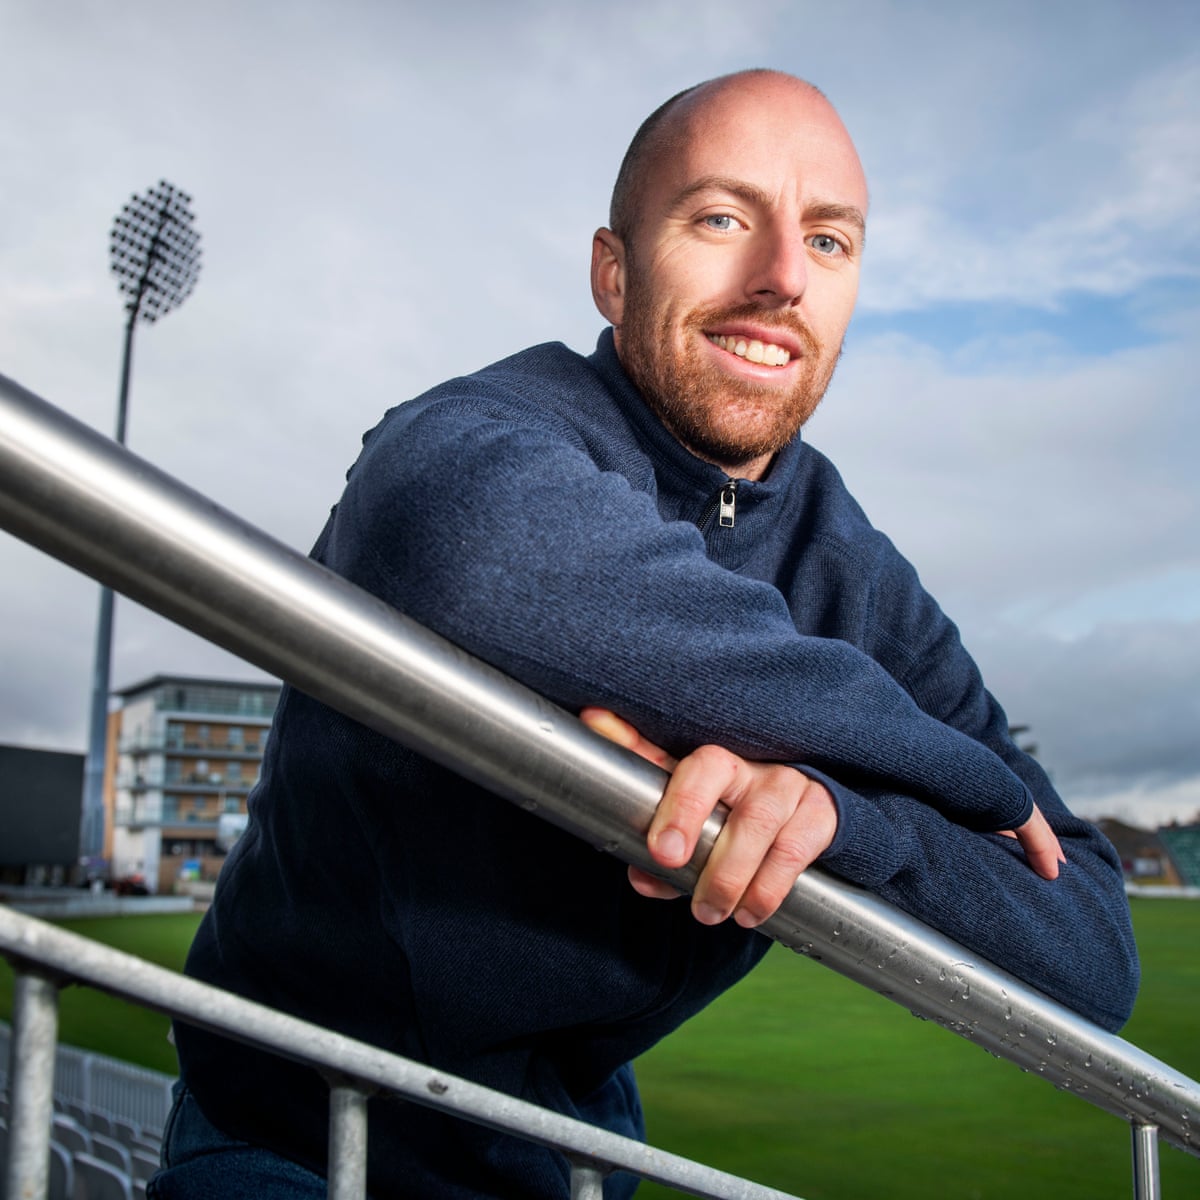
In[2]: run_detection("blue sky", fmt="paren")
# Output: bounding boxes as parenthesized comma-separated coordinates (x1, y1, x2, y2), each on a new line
(0, 0, 1196, 826)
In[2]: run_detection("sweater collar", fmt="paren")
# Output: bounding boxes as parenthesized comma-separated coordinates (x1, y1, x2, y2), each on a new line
(587, 327, 805, 500)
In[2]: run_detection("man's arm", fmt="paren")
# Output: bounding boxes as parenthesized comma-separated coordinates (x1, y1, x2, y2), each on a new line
(325, 392, 1137, 1029)
(576, 708, 1139, 1034)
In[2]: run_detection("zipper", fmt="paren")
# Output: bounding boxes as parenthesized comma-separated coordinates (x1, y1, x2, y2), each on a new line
(696, 479, 738, 530)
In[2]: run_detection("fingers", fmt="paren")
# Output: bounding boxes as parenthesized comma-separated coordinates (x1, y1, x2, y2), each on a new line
(627, 865, 684, 900)
(581, 708, 838, 924)
(650, 746, 837, 928)
(579, 707, 678, 772)
(698, 770, 837, 928)
(1012, 805, 1066, 881)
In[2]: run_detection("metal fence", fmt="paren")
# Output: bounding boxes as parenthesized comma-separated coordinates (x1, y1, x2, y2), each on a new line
(1, 370, 1198, 1198)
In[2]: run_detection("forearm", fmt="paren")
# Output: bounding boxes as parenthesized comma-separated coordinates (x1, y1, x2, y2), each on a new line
(814, 771, 1139, 1031)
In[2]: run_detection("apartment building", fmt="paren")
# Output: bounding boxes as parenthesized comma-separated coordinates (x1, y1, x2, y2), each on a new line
(111, 675, 281, 893)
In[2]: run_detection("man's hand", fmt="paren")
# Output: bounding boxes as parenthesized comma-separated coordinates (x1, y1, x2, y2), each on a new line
(998, 807, 1066, 880)
(580, 708, 838, 929)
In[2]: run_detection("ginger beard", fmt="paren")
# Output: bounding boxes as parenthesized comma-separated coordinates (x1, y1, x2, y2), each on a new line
(617, 275, 842, 473)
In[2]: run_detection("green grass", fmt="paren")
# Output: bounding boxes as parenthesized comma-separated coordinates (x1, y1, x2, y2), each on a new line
(0, 913, 200, 1076)
(635, 898, 1200, 1199)
(1, 903, 1196, 1198)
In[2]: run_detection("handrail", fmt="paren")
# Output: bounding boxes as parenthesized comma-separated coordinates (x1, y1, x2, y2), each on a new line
(0, 371, 1197, 1171)
(0, 907, 798, 1200)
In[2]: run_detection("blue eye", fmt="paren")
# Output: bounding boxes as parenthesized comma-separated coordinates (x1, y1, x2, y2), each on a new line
(703, 214, 738, 232)
(809, 234, 842, 256)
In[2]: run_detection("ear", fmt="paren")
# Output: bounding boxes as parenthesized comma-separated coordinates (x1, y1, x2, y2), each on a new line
(590, 228, 627, 327)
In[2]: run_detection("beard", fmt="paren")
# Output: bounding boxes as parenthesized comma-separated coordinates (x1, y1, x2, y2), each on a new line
(617, 283, 842, 473)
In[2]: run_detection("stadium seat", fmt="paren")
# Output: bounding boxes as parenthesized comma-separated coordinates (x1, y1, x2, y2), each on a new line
(90, 1131, 133, 1176)
(84, 1109, 116, 1139)
(51, 1112, 91, 1157)
(130, 1146, 160, 1184)
(49, 1139, 75, 1200)
(112, 1117, 143, 1148)
(72, 1151, 134, 1200)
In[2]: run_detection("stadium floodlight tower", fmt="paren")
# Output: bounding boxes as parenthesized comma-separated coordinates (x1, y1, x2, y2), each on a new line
(79, 180, 202, 872)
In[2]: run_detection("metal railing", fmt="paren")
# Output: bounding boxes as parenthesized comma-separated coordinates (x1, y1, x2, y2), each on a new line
(1, 370, 1198, 1198)
(0, 908, 800, 1200)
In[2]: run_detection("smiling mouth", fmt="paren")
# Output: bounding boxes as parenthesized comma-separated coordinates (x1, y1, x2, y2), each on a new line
(706, 333, 792, 367)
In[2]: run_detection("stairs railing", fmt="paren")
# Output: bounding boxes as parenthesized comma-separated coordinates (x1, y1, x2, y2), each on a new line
(1, 370, 1197, 1198)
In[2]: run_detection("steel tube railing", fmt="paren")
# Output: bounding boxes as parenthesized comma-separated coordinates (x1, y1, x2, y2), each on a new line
(0, 372, 1198, 1171)
(570, 1160, 608, 1198)
(3, 971, 59, 1200)
(1133, 1123, 1162, 1200)
(0, 909, 800, 1200)
(326, 1081, 370, 1200)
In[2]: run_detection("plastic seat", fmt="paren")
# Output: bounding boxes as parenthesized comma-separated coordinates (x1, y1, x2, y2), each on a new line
(129, 1146, 160, 1183)
(84, 1109, 116, 1139)
(72, 1151, 134, 1200)
(51, 1112, 92, 1157)
(49, 1139, 75, 1200)
(112, 1117, 143, 1148)
(90, 1131, 133, 1176)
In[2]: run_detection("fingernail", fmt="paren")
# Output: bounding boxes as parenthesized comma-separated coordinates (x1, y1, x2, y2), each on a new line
(655, 828, 686, 862)
(694, 902, 723, 925)
(734, 908, 761, 929)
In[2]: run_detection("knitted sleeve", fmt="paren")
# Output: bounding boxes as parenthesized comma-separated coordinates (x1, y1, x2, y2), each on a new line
(322, 392, 1137, 1029)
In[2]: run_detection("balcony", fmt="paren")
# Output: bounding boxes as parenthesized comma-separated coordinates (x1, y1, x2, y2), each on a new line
(119, 736, 266, 759)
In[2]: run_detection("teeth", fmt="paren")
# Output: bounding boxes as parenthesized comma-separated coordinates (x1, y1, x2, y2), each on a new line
(707, 334, 791, 366)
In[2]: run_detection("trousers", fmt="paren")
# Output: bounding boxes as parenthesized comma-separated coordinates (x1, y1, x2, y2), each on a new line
(147, 1083, 329, 1199)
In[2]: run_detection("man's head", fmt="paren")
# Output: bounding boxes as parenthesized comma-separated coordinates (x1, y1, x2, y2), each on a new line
(591, 70, 868, 479)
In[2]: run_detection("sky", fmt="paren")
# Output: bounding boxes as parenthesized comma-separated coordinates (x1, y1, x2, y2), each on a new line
(0, 0, 1196, 828)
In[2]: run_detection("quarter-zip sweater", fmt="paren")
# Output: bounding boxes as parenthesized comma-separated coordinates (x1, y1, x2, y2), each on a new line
(177, 330, 1138, 1199)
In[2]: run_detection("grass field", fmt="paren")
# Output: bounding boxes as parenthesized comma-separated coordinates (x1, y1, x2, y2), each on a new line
(1, 901, 1197, 1198)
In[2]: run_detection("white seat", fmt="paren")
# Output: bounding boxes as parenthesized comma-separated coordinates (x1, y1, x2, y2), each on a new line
(48, 1139, 75, 1200)
(51, 1113, 92, 1158)
(129, 1146, 160, 1183)
(90, 1131, 133, 1176)
(72, 1151, 134, 1200)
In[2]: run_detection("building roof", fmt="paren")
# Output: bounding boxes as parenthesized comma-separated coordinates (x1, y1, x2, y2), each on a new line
(115, 673, 281, 698)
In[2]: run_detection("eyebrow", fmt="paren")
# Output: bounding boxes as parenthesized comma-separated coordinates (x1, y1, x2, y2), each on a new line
(670, 174, 867, 237)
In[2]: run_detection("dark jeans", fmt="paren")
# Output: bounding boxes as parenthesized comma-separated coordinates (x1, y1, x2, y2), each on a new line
(147, 1083, 329, 1199)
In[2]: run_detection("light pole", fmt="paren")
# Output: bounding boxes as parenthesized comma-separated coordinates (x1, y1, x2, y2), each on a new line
(79, 181, 202, 871)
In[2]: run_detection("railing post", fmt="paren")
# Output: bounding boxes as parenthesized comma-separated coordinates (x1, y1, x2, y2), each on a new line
(569, 1158, 608, 1200)
(326, 1078, 370, 1200)
(1131, 1122, 1160, 1200)
(4, 967, 61, 1200)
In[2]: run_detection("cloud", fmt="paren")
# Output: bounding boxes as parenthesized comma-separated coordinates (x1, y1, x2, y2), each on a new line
(856, 52, 1200, 311)
(1, 0, 1196, 829)
(971, 619, 1200, 798)
(810, 313, 1200, 627)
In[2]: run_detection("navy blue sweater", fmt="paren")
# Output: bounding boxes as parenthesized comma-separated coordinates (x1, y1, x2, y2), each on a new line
(177, 331, 1138, 1198)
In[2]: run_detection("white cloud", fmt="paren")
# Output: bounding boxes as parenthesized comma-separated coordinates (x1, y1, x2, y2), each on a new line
(857, 52, 1200, 311)
(0, 0, 1196, 830)
(810, 316, 1200, 628)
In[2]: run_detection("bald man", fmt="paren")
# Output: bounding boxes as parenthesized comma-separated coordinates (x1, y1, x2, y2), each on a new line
(156, 71, 1138, 1200)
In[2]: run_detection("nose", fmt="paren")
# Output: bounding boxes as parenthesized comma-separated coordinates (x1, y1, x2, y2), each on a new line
(743, 221, 808, 306)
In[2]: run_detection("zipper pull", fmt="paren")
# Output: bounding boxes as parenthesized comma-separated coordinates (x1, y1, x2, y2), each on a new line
(719, 481, 737, 528)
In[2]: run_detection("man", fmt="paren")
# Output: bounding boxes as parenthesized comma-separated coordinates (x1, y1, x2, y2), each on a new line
(153, 71, 1138, 1199)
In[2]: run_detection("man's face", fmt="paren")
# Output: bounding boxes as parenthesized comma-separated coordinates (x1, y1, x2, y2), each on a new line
(596, 76, 868, 479)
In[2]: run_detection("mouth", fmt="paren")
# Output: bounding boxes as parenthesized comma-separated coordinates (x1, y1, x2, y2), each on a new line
(705, 332, 792, 367)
